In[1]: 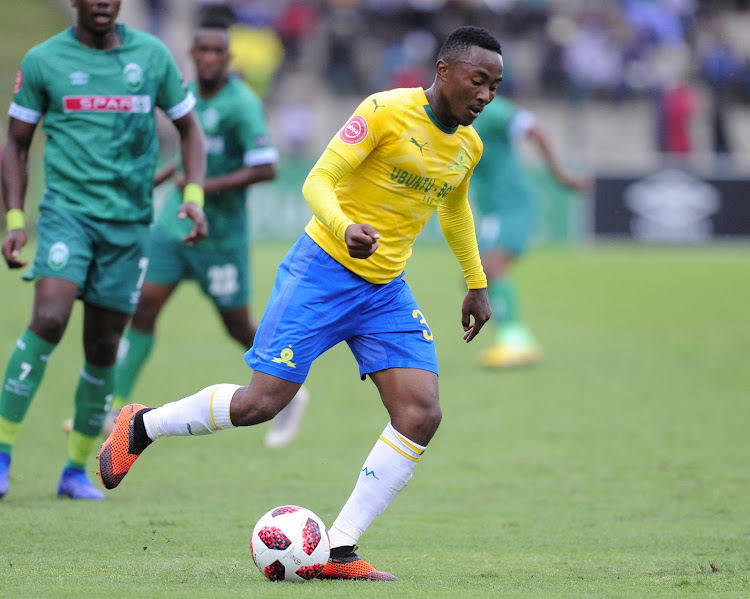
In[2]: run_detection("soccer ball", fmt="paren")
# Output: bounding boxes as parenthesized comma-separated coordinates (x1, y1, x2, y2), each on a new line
(250, 505, 331, 582)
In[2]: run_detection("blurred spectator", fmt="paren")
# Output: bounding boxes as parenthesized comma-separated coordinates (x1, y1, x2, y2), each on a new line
(145, 0, 169, 36)
(562, 9, 627, 100)
(698, 15, 743, 158)
(325, 5, 367, 94)
(274, 0, 320, 65)
(656, 80, 698, 156)
(228, 2, 285, 97)
(622, 0, 687, 48)
(272, 101, 315, 158)
(387, 29, 438, 89)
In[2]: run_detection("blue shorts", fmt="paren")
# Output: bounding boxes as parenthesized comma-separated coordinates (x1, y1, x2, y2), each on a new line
(244, 234, 438, 384)
(145, 225, 250, 310)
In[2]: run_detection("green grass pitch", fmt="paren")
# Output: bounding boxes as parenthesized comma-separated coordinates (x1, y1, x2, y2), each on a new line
(1, 239, 749, 598)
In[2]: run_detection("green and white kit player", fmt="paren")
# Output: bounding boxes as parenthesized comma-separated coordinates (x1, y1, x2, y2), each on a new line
(109, 23, 309, 449)
(471, 95, 588, 368)
(0, 0, 207, 500)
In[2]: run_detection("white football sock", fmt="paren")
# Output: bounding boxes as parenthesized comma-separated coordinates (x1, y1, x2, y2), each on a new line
(143, 384, 240, 440)
(327, 422, 426, 548)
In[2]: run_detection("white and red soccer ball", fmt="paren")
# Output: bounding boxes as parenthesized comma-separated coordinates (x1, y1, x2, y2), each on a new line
(250, 505, 330, 582)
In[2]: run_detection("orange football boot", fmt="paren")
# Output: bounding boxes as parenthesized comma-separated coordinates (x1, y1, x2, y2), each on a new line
(317, 546, 398, 581)
(97, 403, 151, 489)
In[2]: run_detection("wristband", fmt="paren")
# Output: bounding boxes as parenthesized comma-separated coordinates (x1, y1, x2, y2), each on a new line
(6, 209, 25, 231)
(183, 183, 205, 208)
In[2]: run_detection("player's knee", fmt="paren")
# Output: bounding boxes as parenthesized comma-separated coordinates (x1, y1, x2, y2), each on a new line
(84, 334, 121, 366)
(420, 401, 442, 436)
(395, 393, 441, 443)
(29, 309, 69, 344)
(131, 303, 159, 331)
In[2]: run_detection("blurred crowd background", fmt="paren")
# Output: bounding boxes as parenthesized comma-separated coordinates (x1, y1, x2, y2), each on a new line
(2, 0, 749, 242)
(116, 0, 750, 172)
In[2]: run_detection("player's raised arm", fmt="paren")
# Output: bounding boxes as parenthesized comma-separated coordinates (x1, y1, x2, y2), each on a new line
(1, 117, 37, 269)
(526, 122, 590, 193)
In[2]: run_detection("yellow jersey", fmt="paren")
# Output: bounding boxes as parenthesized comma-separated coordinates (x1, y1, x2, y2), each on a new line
(304, 87, 484, 285)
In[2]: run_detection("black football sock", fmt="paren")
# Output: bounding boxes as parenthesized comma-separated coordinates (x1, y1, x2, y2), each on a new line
(129, 408, 154, 454)
(329, 545, 356, 559)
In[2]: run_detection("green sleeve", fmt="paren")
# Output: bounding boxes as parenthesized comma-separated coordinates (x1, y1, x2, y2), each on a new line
(155, 42, 193, 119)
(12, 49, 48, 117)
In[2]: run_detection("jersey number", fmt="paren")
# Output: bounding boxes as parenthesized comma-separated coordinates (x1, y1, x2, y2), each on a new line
(412, 310, 433, 341)
(19, 362, 32, 381)
(208, 264, 239, 297)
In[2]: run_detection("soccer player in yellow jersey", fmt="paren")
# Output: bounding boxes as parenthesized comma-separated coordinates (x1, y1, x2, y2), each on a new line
(99, 25, 503, 581)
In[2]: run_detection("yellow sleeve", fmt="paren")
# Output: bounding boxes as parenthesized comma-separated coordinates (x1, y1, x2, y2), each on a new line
(437, 189, 487, 289)
(301, 148, 356, 241)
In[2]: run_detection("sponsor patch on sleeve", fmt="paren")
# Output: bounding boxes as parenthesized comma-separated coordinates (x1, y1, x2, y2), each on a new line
(13, 68, 23, 94)
(338, 114, 369, 145)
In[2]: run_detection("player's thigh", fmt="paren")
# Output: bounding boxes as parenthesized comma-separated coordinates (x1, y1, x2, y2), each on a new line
(22, 203, 96, 290)
(143, 225, 189, 286)
(85, 220, 150, 314)
(347, 276, 439, 380)
(131, 282, 177, 330)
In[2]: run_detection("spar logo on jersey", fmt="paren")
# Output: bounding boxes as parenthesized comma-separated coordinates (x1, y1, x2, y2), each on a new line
(123, 63, 144, 90)
(63, 95, 152, 113)
(339, 115, 368, 145)
(14, 68, 23, 94)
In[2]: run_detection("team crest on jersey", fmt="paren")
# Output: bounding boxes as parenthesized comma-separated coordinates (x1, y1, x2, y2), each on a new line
(69, 70, 89, 86)
(339, 115, 368, 145)
(123, 63, 144, 90)
(14, 68, 23, 94)
(271, 347, 296, 368)
(448, 148, 469, 174)
(48, 242, 69, 271)
(201, 107, 220, 132)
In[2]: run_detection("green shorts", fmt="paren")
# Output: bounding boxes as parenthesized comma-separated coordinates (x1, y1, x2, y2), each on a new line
(23, 202, 150, 314)
(145, 225, 250, 310)
(476, 209, 535, 257)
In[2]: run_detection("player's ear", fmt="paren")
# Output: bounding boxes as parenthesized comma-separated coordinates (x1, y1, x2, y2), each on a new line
(435, 59, 449, 82)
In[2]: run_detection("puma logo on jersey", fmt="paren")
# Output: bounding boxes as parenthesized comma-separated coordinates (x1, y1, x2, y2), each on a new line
(410, 138, 428, 154)
(372, 98, 385, 111)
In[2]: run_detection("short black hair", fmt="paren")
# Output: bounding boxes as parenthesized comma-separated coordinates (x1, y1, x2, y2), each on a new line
(197, 3, 235, 29)
(437, 26, 502, 63)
